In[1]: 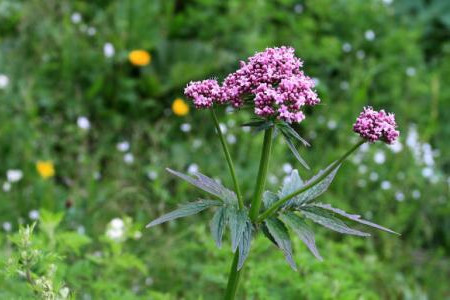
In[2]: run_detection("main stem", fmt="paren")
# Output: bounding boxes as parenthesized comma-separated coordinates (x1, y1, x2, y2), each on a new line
(223, 126, 274, 300)
(257, 139, 365, 222)
(249, 127, 274, 221)
(224, 251, 241, 300)
(210, 109, 244, 209)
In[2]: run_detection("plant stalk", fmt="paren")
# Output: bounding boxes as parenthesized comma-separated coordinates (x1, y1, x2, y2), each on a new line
(210, 109, 244, 209)
(257, 139, 365, 222)
(249, 127, 274, 221)
(223, 251, 241, 300)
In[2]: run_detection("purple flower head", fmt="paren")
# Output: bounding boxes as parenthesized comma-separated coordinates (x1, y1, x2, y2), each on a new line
(184, 79, 221, 109)
(353, 107, 399, 144)
(184, 46, 319, 123)
(221, 46, 320, 123)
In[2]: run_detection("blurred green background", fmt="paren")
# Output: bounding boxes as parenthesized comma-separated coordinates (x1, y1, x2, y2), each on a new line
(0, 0, 449, 299)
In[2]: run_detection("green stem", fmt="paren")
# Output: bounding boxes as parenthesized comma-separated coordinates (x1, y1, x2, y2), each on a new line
(249, 127, 274, 221)
(223, 251, 241, 300)
(257, 139, 365, 222)
(210, 109, 244, 209)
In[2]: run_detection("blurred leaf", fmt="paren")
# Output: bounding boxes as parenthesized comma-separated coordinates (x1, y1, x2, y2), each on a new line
(300, 206, 370, 237)
(40, 210, 64, 241)
(56, 232, 92, 255)
(146, 200, 221, 228)
(264, 217, 297, 271)
(279, 211, 322, 260)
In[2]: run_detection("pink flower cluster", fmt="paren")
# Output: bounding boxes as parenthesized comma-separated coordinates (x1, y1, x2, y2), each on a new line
(184, 79, 221, 109)
(353, 107, 399, 144)
(184, 46, 320, 123)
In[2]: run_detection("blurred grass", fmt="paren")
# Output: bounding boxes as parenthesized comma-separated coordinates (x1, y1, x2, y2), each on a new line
(0, 0, 449, 298)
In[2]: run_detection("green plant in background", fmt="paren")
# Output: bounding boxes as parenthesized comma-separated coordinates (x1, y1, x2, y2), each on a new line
(146, 47, 400, 299)
(1, 0, 449, 298)
(4, 212, 71, 299)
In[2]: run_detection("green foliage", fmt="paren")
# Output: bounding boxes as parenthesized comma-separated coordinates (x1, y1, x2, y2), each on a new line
(264, 217, 297, 270)
(146, 200, 221, 228)
(0, 0, 449, 298)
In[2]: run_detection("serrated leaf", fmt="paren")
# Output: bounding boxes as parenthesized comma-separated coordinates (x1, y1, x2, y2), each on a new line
(287, 163, 341, 207)
(146, 200, 221, 228)
(300, 206, 370, 237)
(229, 208, 248, 252)
(166, 168, 237, 204)
(283, 133, 310, 170)
(279, 212, 322, 260)
(278, 123, 310, 147)
(237, 221, 253, 270)
(264, 217, 297, 270)
(210, 207, 228, 248)
(279, 170, 304, 203)
(263, 191, 279, 209)
(313, 203, 399, 235)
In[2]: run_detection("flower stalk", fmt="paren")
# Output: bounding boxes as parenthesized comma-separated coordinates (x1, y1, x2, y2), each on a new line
(257, 139, 366, 222)
(210, 108, 244, 209)
(249, 126, 274, 221)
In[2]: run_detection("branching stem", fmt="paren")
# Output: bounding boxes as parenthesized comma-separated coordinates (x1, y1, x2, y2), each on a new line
(257, 139, 365, 222)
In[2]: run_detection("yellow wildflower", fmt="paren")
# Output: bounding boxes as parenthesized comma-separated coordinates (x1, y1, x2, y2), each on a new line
(172, 98, 190, 116)
(36, 161, 55, 179)
(128, 50, 151, 66)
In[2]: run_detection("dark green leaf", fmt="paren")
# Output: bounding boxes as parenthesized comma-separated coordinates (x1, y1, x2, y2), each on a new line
(210, 207, 228, 248)
(253, 120, 274, 134)
(166, 168, 237, 204)
(146, 200, 221, 228)
(300, 206, 370, 237)
(263, 191, 279, 209)
(229, 208, 248, 252)
(279, 212, 322, 260)
(261, 223, 278, 246)
(241, 119, 266, 128)
(283, 133, 310, 170)
(313, 203, 399, 235)
(264, 217, 297, 270)
(278, 123, 310, 147)
(237, 221, 253, 270)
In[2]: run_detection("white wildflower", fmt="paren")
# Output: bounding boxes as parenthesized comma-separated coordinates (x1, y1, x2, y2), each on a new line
(71, 12, 82, 24)
(0, 74, 9, 89)
(187, 163, 199, 174)
(7, 169, 23, 183)
(117, 141, 130, 152)
(77, 116, 90, 130)
(124, 153, 134, 164)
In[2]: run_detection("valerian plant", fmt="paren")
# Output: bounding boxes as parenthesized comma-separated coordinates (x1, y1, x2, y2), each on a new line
(146, 46, 400, 299)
